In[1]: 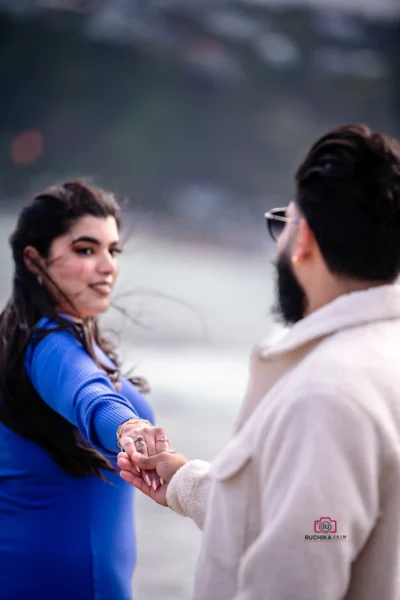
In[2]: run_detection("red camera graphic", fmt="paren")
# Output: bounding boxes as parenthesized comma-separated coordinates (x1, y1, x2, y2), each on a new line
(314, 517, 337, 534)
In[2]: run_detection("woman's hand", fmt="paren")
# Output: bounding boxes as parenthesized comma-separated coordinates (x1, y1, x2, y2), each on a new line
(118, 438, 188, 506)
(117, 419, 169, 491)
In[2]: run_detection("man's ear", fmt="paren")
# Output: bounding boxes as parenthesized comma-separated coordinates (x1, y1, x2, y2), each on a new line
(292, 219, 316, 263)
(23, 246, 44, 275)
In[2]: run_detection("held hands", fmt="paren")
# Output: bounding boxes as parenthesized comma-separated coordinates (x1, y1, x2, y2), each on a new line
(116, 419, 169, 491)
(116, 419, 187, 506)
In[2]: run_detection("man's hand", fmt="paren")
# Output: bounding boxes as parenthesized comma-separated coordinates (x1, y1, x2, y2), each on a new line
(118, 437, 188, 506)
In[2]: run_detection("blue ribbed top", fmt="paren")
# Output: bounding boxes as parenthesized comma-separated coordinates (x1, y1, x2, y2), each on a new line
(0, 319, 154, 600)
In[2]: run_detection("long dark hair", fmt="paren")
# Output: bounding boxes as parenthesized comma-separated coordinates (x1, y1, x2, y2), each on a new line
(0, 180, 127, 478)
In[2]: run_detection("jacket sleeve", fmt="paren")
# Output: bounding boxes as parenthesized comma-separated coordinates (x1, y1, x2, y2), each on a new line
(166, 460, 212, 530)
(234, 390, 381, 600)
(25, 330, 141, 454)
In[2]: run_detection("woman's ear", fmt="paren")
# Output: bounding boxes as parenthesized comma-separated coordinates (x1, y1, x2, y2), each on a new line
(23, 246, 43, 275)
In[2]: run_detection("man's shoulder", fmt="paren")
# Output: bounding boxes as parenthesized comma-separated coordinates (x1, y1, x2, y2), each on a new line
(282, 322, 400, 423)
(305, 319, 400, 378)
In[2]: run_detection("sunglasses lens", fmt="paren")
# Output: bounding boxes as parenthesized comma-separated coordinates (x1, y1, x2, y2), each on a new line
(269, 219, 285, 241)
(266, 209, 286, 241)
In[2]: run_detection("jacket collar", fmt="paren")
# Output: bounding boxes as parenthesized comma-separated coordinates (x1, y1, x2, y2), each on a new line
(259, 284, 400, 361)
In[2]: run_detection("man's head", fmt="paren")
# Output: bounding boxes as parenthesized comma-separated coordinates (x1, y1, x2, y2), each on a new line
(266, 124, 400, 325)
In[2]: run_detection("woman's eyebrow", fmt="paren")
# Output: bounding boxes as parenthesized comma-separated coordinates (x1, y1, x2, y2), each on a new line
(71, 236, 121, 246)
(72, 236, 100, 245)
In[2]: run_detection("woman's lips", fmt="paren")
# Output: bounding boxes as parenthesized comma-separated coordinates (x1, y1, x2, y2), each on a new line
(89, 283, 112, 296)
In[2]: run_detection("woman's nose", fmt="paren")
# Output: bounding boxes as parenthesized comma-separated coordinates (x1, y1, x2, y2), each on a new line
(97, 252, 117, 275)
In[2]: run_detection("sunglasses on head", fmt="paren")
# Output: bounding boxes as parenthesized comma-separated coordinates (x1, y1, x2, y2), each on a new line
(264, 207, 301, 242)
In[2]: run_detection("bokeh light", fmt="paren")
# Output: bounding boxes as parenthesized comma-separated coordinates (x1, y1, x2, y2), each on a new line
(10, 129, 45, 166)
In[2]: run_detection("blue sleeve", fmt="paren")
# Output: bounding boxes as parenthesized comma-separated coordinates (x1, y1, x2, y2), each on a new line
(25, 330, 143, 455)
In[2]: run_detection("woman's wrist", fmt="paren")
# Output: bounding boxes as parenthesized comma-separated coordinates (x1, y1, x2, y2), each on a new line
(116, 417, 152, 449)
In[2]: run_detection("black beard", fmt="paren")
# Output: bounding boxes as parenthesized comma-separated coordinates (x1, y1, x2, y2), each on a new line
(272, 252, 306, 325)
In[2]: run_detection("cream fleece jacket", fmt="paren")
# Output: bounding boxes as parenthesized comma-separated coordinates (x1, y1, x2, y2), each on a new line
(166, 284, 400, 600)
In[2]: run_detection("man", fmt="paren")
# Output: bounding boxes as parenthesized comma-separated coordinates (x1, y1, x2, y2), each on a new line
(119, 124, 400, 600)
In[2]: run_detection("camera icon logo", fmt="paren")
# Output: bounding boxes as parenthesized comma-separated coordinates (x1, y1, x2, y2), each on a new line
(314, 517, 337, 534)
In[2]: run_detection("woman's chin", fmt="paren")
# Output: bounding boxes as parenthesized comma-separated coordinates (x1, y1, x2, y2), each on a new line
(79, 299, 112, 319)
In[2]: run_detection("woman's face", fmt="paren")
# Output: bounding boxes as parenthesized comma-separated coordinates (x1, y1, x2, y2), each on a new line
(43, 215, 121, 319)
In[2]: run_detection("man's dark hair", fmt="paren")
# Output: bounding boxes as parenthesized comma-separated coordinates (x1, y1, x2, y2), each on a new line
(295, 124, 400, 282)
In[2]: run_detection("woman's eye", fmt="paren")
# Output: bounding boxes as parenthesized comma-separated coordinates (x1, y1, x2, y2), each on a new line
(110, 248, 122, 257)
(76, 247, 94, 256)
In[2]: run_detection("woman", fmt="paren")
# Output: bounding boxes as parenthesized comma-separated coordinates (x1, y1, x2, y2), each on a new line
(0, 181, 167, 600)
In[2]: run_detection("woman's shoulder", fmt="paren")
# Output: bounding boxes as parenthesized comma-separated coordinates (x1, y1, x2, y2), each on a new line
(34, 316, 76, 332)
(25, 317, 82, 367)
(28, 317, 80, 352)
(34, 316, 59, 332)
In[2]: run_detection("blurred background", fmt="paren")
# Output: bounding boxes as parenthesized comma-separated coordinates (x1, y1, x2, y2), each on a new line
(0, 1, 399, 598)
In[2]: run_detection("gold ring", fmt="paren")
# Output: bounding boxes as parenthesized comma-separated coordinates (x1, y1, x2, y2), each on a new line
(156, 435, 168, 443)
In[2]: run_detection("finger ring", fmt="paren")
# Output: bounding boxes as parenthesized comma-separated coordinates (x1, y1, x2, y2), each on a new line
(156, 435, 168, 443)
(132, 434, 145, 444)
